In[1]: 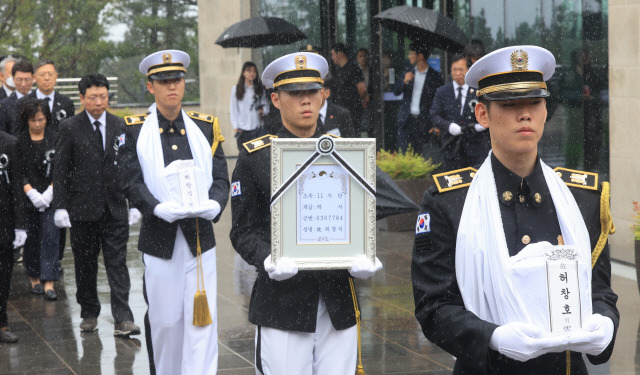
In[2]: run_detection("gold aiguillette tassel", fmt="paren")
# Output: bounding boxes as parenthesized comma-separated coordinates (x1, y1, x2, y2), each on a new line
(349, 277, 365, 375)
(193, 218, 212, 326)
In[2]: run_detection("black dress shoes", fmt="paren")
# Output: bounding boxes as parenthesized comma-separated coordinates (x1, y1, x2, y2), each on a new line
(0, 327, 18, 343)
(44, 289, 58, 301)
(31, 284, 44, 295)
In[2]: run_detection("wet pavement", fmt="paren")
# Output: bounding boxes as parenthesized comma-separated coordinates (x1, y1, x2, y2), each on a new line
(2, 161, 639, 374)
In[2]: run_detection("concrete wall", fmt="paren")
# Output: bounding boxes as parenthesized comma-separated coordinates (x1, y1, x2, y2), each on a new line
(608, 0, 640, 263)
(197, 0, 253, 157)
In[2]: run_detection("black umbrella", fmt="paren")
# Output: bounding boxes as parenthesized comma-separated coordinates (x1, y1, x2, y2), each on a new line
(375, 167, 421, 220)
(215, 17, 307, 48)
(374, 6, 469, 51)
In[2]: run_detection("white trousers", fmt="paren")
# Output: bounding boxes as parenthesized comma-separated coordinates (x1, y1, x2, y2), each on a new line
(144, 227, 218, 375)
(255, 296, 357, 375)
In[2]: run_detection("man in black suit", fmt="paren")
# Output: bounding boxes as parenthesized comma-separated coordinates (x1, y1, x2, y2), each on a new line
(0, 131, 27, 343)
(394, 44, 444, 155)
(0, 60, 35, 134)
(14, 59, 74, 134)
(52, 73, 139, 336)
(0, 56, 18, 101)
(430, 54, 490, 170)
(118, 50, 229, 375)
(318, 75, 355, 137)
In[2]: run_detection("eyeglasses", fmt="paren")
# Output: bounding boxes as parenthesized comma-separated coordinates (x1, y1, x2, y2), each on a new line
(36, 72, 55, 78)
(84, 94, 108, 102)
(14, 78, 33, 84)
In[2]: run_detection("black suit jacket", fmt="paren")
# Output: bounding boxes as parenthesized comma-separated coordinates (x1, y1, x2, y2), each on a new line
(321, 102, 355, 138)
(0, 92, 21, 134)
(412, 162, 619, 374)
(430, 83, 490, 165)
(394, 65, 444, 130)
(15, 91, 75, 133)
(118, 111, 229, 259)
(0, 87, 8, 101)
(0, 131, 24, 245)
(52, 111, 128, 222)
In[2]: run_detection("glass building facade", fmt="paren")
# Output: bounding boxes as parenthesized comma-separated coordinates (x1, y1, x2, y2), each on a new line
(257, 0, 609, 175)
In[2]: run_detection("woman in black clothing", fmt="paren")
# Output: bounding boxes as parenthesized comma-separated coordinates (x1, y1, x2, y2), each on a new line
(15, 99, 60, 300)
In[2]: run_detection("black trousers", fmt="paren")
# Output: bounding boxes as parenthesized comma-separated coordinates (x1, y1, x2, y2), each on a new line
(70, 210, 133, 322)
(0, 242, 14, 327)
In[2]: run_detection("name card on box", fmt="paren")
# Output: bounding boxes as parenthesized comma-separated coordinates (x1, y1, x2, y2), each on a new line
(545, 246, 582, 332)
(175, 160, 200, 207)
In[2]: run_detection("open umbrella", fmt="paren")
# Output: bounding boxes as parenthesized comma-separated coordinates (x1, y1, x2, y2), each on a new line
(216, 17, 307, 48)
(375, 167, 421, 220)
(374, 6, 469, 51)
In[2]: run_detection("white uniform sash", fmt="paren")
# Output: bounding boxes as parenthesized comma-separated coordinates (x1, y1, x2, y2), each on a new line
(136, 107, 213, 204)
(455, 152, 592, 330)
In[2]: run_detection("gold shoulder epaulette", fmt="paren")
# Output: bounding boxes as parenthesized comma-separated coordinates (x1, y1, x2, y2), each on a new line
(187, 111, 214, 123)
(211, 117, 224, 155)
(243, 134, 277, 153)
(124, 114, 147, 126)
(432, 167, 477, 193)
(324, 133, 341, 138)
(553, 167, 598, 190)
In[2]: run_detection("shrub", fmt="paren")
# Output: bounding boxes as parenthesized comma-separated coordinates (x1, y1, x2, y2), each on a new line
(376, 146, 440, 180)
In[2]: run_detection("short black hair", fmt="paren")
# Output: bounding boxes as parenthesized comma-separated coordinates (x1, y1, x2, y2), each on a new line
(357, 48, 369, 56)
(451, 53, 470, 68)
(463, 40, 486, 60)
(34, 59, 55, 72)
(323, 74, 335, 91)
(331, 43, 349, 55)
(78, 73, 109, 95)
(18, 98, 51, 134)
(12, 60, 33, 76)
(409, 43, 430, 59)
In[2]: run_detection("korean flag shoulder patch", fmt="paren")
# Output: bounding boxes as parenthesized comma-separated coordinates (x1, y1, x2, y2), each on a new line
(415, 213, 431, 235)
(231, 181, 241, 197)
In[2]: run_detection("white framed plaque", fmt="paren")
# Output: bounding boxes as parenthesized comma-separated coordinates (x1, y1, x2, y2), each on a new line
(545, 246, 583, 332)
(271, 137, 376, 270)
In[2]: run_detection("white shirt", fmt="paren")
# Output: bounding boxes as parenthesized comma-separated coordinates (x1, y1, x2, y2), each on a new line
(2, 85, 12, 97)
(36, 89, 55, 112)
(15, 91, 24, 99)
(319, 100, 328, 125)
(229, 84, 269, 131)
(453, 81, 469, 115)
(410, 67, 428, 115)
(87, 110, 107, 150)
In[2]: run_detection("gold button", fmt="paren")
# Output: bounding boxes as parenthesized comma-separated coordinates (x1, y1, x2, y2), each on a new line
(170, 128, 175, 133)
(180, 129, 186, 135)
(502, 191, 512, 202)
(172, 145, 178, 150)
(159, 128, 164, 134)
(534, 193, 542, 203)
(522, 235, 531, 244)
(519, 195, 525, 203)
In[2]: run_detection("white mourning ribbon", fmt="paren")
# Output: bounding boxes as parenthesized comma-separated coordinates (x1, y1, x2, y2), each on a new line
(455, 152, 592, 329)
(137, 107, 212, 203)
(270, 135, 375, 208)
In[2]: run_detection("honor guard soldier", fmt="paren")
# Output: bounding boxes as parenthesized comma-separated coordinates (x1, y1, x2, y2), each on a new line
(230, 52, 382, 375)
(411, 45, 618, 374)
(118, 50, 229, 375)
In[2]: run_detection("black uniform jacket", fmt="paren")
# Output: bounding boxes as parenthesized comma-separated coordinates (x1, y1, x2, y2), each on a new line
(321, 101, 356, 138)
(15, 91, 75, 133)
(52, 111, 128, 223)
(16, 129, 58, 213)
(0, 131, 24, 245)
(230, 125, 357, 333)
(118, 110, 229, 259)
(411, 155, 619, 374)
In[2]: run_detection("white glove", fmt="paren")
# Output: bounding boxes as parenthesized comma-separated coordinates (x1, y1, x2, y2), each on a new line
(474, 123, 488, 132)
(13, 229, 27, 248)
(153, 201, 190, 223)
(349, 255, 383, 279)
(26, 189, 49, 210)
(264, 255, 298, 281)
(128, 208, 142, 225)
(41, 185, 54, 205)
(54, 209, 72, 228)
(190, 200, 221, 221)
(448, 123, 462, 136)
(489, 322, 569, 362)
(565, 314, 614, 356)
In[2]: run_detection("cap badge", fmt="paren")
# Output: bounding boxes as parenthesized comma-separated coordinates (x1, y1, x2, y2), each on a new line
(295, 55, 307, 70)
(163, 53, 172, 64)
(510, 49, 528, 71)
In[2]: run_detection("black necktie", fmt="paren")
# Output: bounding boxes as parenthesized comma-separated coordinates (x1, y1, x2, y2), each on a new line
(456, 86, 463, 114)
(93, 121, 103, 151)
